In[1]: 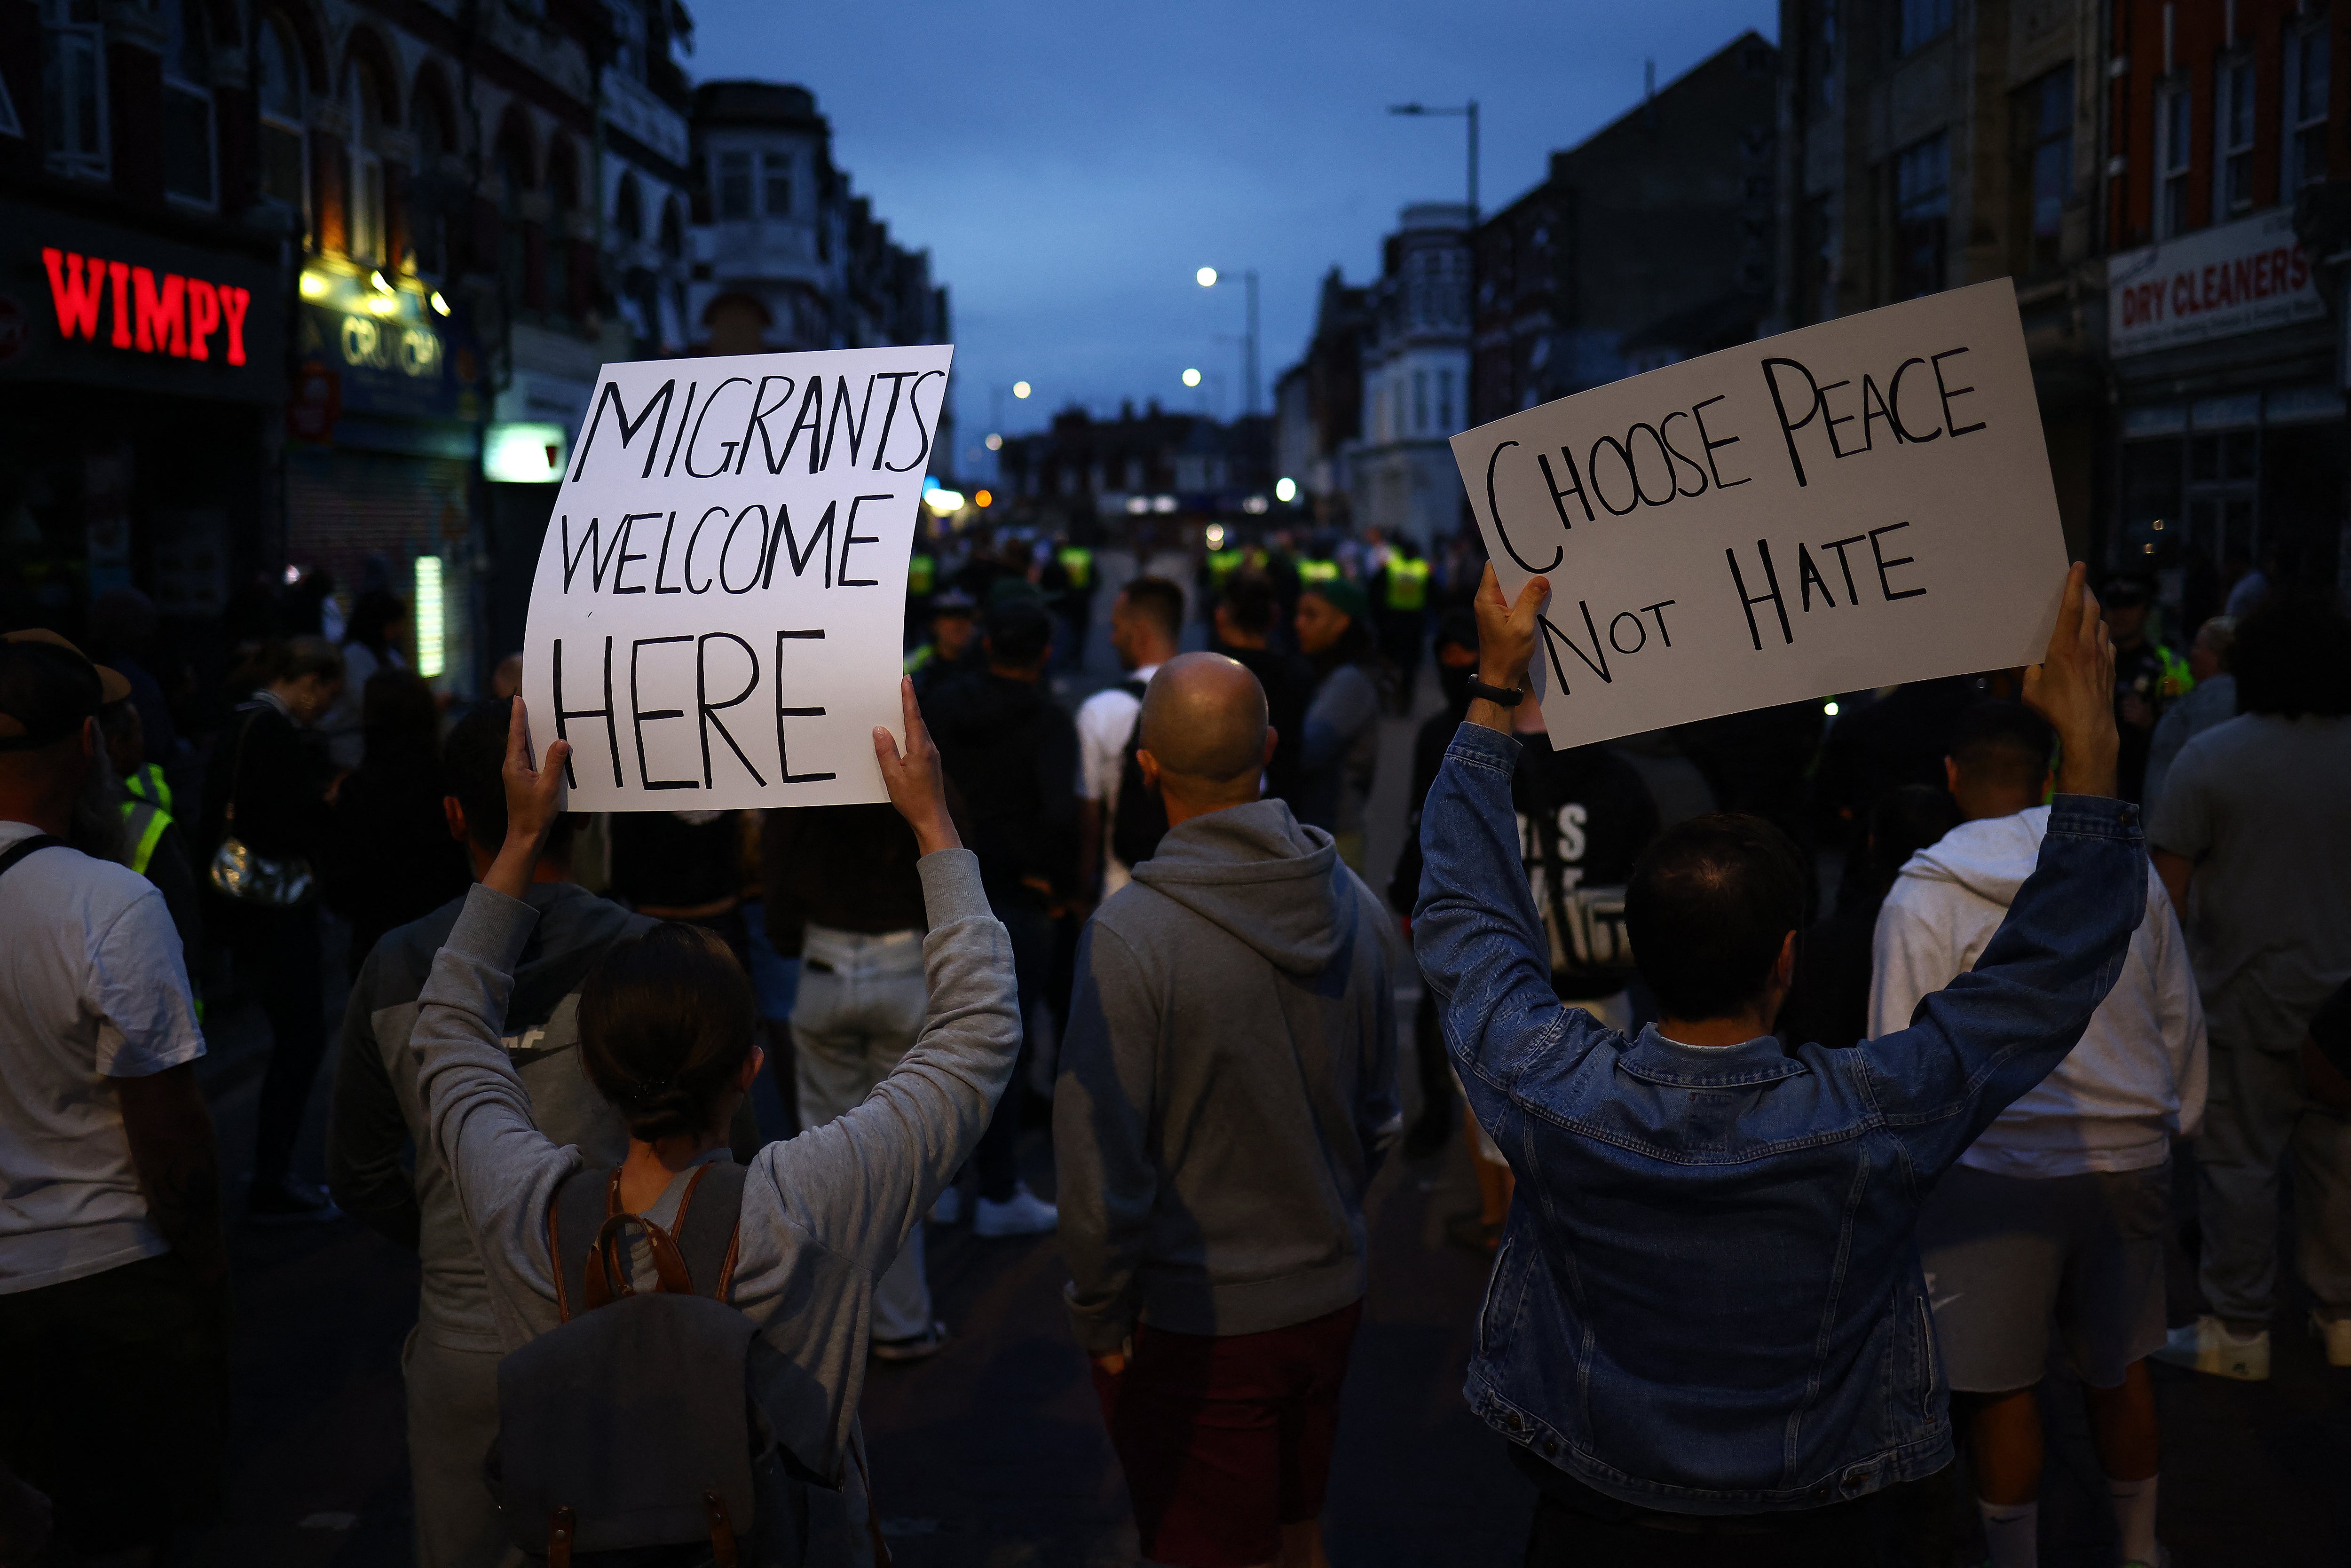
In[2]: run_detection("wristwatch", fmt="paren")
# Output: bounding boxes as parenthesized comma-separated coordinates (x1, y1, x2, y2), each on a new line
(1466, 677, 1524, 708)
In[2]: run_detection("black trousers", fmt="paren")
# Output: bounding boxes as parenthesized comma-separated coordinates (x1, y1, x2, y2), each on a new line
(224, 899, 329, 1188)
(0, 1252, 227, 1562)
(971, 894, 1052, 1202)
(1522, 1462, 1956, 1568)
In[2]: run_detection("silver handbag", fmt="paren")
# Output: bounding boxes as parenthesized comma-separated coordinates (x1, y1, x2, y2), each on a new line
(205, 712, 315, 906)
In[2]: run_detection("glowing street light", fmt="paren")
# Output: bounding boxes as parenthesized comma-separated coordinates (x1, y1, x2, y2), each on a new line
(984, 433, 1003, 451)
(1194, 266, 1260, 414)
(1196, 266, 1218, 288)
(1012, 380, 1032, 399)
(1274, 476, 1298, 504)
(1182, 367, 1202, 388)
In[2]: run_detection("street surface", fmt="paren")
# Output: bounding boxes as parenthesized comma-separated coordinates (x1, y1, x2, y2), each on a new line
(181, 551, 2347, 1566)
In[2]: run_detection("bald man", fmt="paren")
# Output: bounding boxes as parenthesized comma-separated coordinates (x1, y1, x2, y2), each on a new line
(1055, 653, 1400, 1568)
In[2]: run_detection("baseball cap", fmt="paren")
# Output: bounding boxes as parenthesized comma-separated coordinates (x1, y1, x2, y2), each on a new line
(1304, 577, 1371, 624)
(0, 629, 132, 752)
(930, 587, 978, 615)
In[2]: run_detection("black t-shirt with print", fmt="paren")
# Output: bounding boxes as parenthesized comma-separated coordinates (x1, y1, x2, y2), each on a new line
(1510, 734, 1661, 1000)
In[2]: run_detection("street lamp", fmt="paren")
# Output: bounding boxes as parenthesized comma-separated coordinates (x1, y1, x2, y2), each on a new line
(1387, 100, 1479, 221)
(1195, 266, 1260, 417)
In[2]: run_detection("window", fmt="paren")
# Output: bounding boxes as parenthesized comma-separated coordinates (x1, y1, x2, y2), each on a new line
(411, 84, 450, 275)
(1895, 0, 1952, 56)
(2217, 56, 2256, 214)
(2286, 20, 2332, 191)
(256, 18, 306, 217)
(498, 137, 530, 303)
(1802, 190, 1839, 323)
(2157, 84, 2192, 239)
(2011, 66, 2072, 276)
(615, 173, 643, 242)
(40, 0, 107, 179)
(762, 152, 792, 218)
(347, 66, 386, 263)
(1437, 368, 1455, 430)
(1892, 132, 1949, 299)
(162, 0, 215, 205)
(717, 150, 752, 219)
(1412, 370, 1429, 433)
(546, 149, 576, 312)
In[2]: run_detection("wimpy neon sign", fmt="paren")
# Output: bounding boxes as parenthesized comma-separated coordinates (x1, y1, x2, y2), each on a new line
(41, 247, 253, 365)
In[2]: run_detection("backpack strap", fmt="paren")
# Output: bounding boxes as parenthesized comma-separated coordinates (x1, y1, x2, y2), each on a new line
(548, 1166, 621, 1325)
(673, 1160, 749, 1302)
(546, 1160, 749, 1321)
(0, 835, 64, 885)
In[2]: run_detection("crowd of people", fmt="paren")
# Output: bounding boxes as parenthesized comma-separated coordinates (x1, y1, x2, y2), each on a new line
(0, 524, 2345, 1568)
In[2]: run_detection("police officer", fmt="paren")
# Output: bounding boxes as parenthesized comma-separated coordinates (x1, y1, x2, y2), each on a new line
(2102, 575, 2193, 804)
(98, 698, 202, 977)
(1373, 539, 1432, 715)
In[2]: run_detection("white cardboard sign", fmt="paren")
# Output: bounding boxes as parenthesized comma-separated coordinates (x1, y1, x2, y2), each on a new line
(522, 344, 952, 810)
(1450, 280, 2066, 748)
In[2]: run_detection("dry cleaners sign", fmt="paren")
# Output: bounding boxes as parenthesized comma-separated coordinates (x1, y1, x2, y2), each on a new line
(523, 344, 952, 811)
(2108, 208, 2324, 358)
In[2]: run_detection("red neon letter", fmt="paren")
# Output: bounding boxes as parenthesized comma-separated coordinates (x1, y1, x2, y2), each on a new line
(220, 286, 250, 366)
(186, 279, 220, 361)
(107, 261, 133, 347)
(42, 249, 106, 339)
(132, 269, 186, 356)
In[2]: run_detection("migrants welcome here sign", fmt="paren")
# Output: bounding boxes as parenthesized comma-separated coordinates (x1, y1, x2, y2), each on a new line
(1451, 280, 2067, 749)
(522, 344, 952, 811)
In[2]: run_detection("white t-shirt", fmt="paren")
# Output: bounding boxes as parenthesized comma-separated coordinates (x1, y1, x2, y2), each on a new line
(1077, 665, 1160, 895)
(0, 820, 206, 1293)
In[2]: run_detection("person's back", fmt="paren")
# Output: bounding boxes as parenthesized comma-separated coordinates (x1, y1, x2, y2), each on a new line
(1414, 565, 2144, 1562)
(326, 698, 651, 1568)
(926, 652, 1078, 900)
(1057, 653, 1398, 1568)
(403, 685, 1021, 1559)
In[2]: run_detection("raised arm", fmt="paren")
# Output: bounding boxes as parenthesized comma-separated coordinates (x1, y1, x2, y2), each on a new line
(1856, 564, 2146, 1174)
(1412, 568, 1596, 1105)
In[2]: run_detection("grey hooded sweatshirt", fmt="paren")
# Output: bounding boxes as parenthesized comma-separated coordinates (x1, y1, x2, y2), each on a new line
(1054, 797, 1401, 1354)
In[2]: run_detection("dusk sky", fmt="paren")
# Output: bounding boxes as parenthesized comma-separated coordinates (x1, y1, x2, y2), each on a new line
(689, 0, 1779, 466)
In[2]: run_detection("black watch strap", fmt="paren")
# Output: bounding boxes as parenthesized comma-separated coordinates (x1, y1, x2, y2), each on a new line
(1467, 678, 1524, 708)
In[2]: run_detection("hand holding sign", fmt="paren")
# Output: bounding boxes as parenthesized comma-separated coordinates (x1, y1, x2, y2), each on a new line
(1451, 280, 2067, 748)
(489, 698, 571, 901)
(1466, 563, 1550, 730)
(873, 674, 961, 856)
(2023, 563, 2120, 800)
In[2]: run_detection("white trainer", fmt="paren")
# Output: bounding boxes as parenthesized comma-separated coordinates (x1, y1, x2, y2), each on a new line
(2313, 1311, 2351, 1368)
(2150, 1314, 2270, 1380)
(973, 1182, 1058, 1238)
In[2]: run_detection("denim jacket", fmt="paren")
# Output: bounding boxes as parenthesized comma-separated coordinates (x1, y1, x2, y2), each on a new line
(1413, 723, 2144, 1515)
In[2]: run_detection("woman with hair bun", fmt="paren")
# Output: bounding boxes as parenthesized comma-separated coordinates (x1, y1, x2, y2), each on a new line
(406, 679, 1021, 1551)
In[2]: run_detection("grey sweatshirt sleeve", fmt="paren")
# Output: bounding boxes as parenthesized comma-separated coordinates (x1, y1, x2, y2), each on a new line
(326, 947, 422, 1251)
(1356, 885, 1405, 1171)
(745, 848, 1019, 1280)
(1051, 920, 1161, 1354)
(410, 884, 578, 1346)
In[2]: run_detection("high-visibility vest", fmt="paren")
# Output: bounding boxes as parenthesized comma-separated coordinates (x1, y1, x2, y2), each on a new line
(1298, 558, 1340, 586)
(1385, 557, 1430, 611)
(2156, 644, 2193, 701)
(1206, 548, 1245, 586)
(1057, 546, 1094, 589)
(119, 798, 173, 877)
(908, 554, 936, 595)
(123, 762, 173, 816)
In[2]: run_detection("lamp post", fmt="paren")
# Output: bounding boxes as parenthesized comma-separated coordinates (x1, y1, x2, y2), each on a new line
(1194, 266, 1259, 418)
(1389, 100, 1480, 426)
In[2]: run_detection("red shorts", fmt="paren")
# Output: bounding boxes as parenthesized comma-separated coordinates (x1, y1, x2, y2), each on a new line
(1093, 1299, 1364, 1568)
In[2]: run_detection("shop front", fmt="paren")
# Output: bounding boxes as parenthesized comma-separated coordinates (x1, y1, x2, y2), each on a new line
(285, 258, 484, 692)
(2107, 207, 2346, 630)
(0, 194, 286, 675)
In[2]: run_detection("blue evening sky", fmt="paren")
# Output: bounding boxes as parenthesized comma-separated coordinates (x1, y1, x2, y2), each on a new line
(687, 1, 1779, 466)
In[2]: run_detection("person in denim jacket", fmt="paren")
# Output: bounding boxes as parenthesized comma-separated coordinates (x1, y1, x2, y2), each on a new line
(1414, 564, 2140, 1566)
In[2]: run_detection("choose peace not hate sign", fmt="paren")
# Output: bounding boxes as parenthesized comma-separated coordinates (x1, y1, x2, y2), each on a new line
(522, 343, 952, 811)
(1451, 280, 2067, 748)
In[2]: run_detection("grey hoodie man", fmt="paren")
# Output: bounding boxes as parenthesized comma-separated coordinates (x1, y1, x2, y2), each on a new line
(1055, 796, 1401, 1352)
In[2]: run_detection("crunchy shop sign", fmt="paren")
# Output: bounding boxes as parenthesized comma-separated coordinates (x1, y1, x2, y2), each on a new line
(2108, 208, 2325, 358)
(43, 249, 254, 363)
(0, 197, 283, 403)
